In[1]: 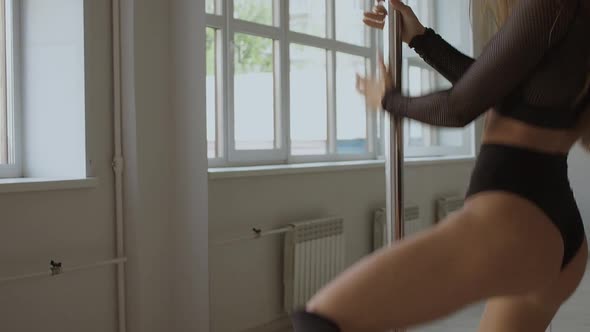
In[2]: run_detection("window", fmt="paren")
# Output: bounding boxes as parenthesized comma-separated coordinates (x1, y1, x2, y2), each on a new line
(206, 0, 474, 167)
(399, 0, 475, 158)
(206, 0, 377, 167)
(0, 0, 18, 178)
(0, 0, 87, 180)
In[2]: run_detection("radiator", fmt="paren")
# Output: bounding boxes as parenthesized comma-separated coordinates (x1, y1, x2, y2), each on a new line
(373, 204, 421, 250)
(373, 208, 387, 251)
(283, 217, 345, 312)
(436, 195, 464, 222)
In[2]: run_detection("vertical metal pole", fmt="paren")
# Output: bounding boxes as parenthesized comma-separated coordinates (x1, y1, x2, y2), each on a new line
(385, 6, 404, 243)
(385, 6, 405, 332)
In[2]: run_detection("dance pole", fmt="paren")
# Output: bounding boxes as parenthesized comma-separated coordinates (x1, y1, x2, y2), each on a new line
(385, 7, 406, 332)
(385, 6, 404, 247)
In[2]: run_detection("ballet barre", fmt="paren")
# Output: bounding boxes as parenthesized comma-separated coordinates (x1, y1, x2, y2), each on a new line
(213, 226, 293, 246)
(0, 257, 127, 285)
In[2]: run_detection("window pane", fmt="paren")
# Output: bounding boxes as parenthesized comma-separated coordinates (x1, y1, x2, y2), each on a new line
(290, 0, 326, 37)
(406, 66, 426, 147)
(438, 129, 464, 147)
(336, 53, 367, 154)
(234, 0, 273, 26)
(290, 44, 327, 156)
(0, 66, 6, 164)
(408, 121, 425, 147)
(206, 28, 217, 158)
(336, 0, 368, 46)
(206, 0, 215, 14)
(0, 0, 7, 166)
(234, 34, 275, 150)
(376, 112, 384, 157)
(0, 101, 6, 164)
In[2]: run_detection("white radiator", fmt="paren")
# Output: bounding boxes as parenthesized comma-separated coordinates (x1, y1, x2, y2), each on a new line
(373, 208, 387, 251)
(373, 204, 422, 250)
(283, 217, 345, 312)
(436, 195, 464, 222)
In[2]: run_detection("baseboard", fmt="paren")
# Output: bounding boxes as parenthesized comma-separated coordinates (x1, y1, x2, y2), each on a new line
(242, 315, 292, 332)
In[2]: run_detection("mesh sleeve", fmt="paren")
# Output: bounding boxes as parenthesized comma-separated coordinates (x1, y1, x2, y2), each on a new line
(382, 0, 579, 128)
(409, 28, 475, 84)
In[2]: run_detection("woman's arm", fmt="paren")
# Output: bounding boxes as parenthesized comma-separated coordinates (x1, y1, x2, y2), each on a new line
(364, 1, 474, 83)
(409, 28, 475, 84)
(382, 0, 579, 128)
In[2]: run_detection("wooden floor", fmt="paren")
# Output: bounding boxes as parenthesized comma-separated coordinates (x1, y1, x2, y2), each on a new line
(413, 262, 590, 332)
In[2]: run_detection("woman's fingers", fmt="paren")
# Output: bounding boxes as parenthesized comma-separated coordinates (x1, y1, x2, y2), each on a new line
(374, 2, 388, 15)
(363, 10, 386, 29)
(363, 2, 388, 29)
(389, 0, 408, 13)
(363, 17, 385, 29)
(356, 74, 365, 94)
(390, 0, 414, 19)
(378, 54, 388, 80)
(363, 11, 386, 21)
(379, 54, 391, 80)
(376, 54, 393, 90)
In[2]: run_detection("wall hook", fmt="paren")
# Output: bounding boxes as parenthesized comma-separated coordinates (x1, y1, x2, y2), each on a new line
(50, 260, 63, 276)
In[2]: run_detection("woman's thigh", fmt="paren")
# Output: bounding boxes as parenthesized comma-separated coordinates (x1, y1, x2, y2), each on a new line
(477, 238, 588, 332)
(306, 191, 566, 331)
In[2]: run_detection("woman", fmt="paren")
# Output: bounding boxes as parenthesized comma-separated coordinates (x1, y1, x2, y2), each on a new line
(292, 0, 590, 331)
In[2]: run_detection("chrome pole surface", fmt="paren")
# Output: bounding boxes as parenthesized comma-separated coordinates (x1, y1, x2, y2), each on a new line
(385, 5, 404, 244)
(385, 6, 405, 331)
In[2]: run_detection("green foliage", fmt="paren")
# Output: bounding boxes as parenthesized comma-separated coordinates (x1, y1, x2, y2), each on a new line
(206, 1, 274, 75)
(205, 0, 214, 13)
(234, 0, 272, 25)
(206, 28, 215, 75)
(234, 34, 273, 73)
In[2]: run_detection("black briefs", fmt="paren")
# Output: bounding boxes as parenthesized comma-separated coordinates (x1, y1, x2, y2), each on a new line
(291, 311, 340, 332)
(466, 144, 586, 268)
(290, 144, 586, 332)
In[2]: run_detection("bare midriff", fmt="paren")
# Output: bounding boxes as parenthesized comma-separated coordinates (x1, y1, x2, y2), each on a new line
(481, 110, 582, 155)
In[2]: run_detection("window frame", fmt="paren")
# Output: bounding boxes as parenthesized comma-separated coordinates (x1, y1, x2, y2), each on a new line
(400, 0, 475, 159)
(0, 0, 21, 178)
(402, 59, 474, 158)
(206, 0, 380, 168)
(207, 0, 475, 168)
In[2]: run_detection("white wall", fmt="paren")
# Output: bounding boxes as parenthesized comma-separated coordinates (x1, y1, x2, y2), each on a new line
(208, 137, 585, 332)
(208, 161, 474, 332)
(120, 0, 173, 330)
(0, 1, 116, 331)
(121, 0, 210, 331)
(568, 144, 590, 241)
(171, 0, 210, 331)
(1, 0, 211, 331)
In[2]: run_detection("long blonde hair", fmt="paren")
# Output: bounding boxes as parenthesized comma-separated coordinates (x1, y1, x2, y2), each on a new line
(473, 0, 590, 151)
(470, 0, 515, 35)
(485, 0, 514, 26)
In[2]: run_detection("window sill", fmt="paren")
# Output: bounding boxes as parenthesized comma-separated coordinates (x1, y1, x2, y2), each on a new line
(404, 155, 476, 167)
(209, 156, 476, 180)
(209, 160, 385, 179)
(0, 177, 99, 194)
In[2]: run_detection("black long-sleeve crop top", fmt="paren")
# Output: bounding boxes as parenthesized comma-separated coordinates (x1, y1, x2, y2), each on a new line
(381, 0, 590, 129)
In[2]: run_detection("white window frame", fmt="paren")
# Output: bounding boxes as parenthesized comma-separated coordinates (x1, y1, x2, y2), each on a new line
(0, 0, 21, 178)
(206, 0, 379, 168)
(207, 0, 475, 167)
(401, 0, 475, 159)
(402, 59, 474, 158)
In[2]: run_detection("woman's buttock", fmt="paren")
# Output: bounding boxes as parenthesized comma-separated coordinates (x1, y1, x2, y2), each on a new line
(466, 143, 585, 269)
